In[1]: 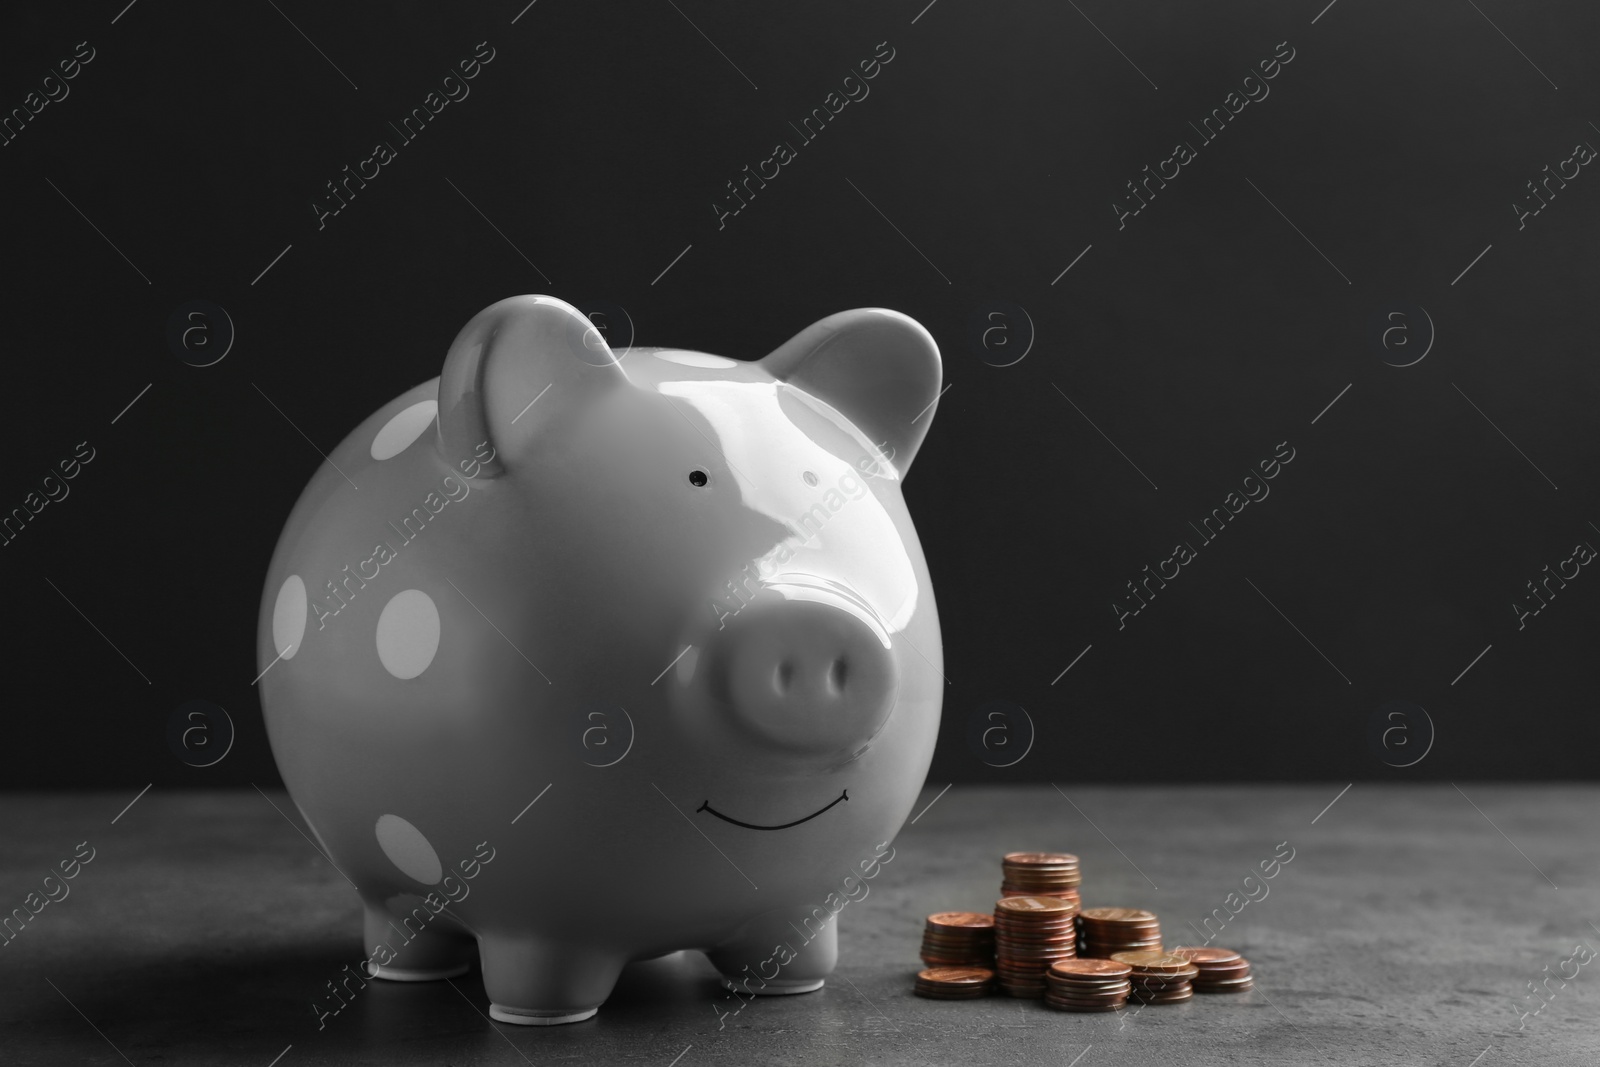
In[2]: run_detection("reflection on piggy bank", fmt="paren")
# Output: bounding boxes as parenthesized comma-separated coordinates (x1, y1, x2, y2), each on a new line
(257, 296, 944, 1025)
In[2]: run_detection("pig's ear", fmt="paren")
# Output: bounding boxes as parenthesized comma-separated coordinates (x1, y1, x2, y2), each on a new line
(761, 308, 942, 476)
(436, 295, 624, 478)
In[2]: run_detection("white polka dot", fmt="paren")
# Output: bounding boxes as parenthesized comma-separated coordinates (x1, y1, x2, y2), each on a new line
(370, 400, 438, 460)
(272, 575, 308, 660)
(375, 814, 442, 884)
(655, 350, 738, 368)
(376, 589, 441, 679)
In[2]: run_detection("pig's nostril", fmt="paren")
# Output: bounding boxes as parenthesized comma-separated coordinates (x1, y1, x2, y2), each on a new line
(707, 596, 898, 755)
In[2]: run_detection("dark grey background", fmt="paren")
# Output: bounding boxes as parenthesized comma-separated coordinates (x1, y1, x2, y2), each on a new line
(2, 0, 1594, 787)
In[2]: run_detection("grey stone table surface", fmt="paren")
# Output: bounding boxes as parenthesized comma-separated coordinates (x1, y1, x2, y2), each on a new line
(3, 784, 1598, 1066)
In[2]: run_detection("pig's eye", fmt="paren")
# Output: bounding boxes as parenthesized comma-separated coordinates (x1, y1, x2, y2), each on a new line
(688, 469, 709, 487)
(802, 471, 819, 487)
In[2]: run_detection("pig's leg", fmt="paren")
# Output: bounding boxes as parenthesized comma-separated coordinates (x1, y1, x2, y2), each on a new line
(708, 907, 838, 995)
(479, 937, 627, 1025)
(364, 902, 476, 980)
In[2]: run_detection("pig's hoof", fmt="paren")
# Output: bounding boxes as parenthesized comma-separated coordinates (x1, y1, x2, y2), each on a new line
(722, 976, 825, 995)
(489, 1004, 599, 1026)
(370, 962, 471, 982)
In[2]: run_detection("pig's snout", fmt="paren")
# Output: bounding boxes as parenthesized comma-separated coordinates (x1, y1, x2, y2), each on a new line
(704, 591, 899, 758)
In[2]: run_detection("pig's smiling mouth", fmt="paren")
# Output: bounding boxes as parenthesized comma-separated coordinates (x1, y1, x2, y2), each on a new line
(696, 790, 848, 830)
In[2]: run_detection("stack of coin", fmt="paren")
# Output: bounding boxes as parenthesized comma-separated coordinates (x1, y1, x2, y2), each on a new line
(1171, 946, 1254, 993)
(993, 895, 1079, 997)
(1077, 907, 1162, 959)
(1043, 958, 1132, 1012)
(1111, 950, 1198, 1004)
(1000, 852, 1082, 907)
(920, 911, 996, 967)
(913, 966, 995, 999)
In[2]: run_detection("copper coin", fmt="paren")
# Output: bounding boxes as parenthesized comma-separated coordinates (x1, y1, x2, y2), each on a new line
(996, 930, 1078, 942)
(1112, 951, 1193, 973)
(924, 927, 995, 938)
(928, 911, 996, 930)
(921, 954, 992, 963)
(923, 938, 995, 949)
(1049, 958, 1132, 978)
(1003, 851, 1079, 867)
(1003, 874, 1082, 884)
(916, 967, 993, 986)
(1044, 982, 1131, 996)
(1084, 943, 1163, 953)
(1049, 995, 1131, 1007)
(1196, 973, 1255, 986)
(1130, 971, 1199, 987)
(1170, 946, 1241, 965)
(1080, 907, 1157, 923)
(915, 986, 991, 997)
(1196, 979, 1254, 994)
(1049, 983, 1132, 997)
(996, 895, 1076, 916)
(1131, 983, 1194, 997)
(997, 942, 1076, 952)
(1048, 971, 1131, 985)
(1002, 871, 1081, 882)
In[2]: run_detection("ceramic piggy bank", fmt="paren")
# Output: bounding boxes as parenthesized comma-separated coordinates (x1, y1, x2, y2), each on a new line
(258, 296, 944, 1025)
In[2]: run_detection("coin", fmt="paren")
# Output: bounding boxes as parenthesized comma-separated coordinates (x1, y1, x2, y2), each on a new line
(1111, 951, 1194, 974)
(914, 966, 994, 999)
(916, 966, 993, 985)
(1045, 999, 1124, 1012)
(996, 895, 1076, 917)
(1170, 946, 1240, 965)
(1080, 907, 1157, 925)
(1196, 975, 1255, 993)
(1049, 991, 1131, 1004)
(1004, 850, 1078, 867)
(1049, 959, 1133, 978)
(920, 910, 997, 967)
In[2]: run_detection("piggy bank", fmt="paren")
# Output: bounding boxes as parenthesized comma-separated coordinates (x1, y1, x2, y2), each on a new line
(257, 296, 944, 1025)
